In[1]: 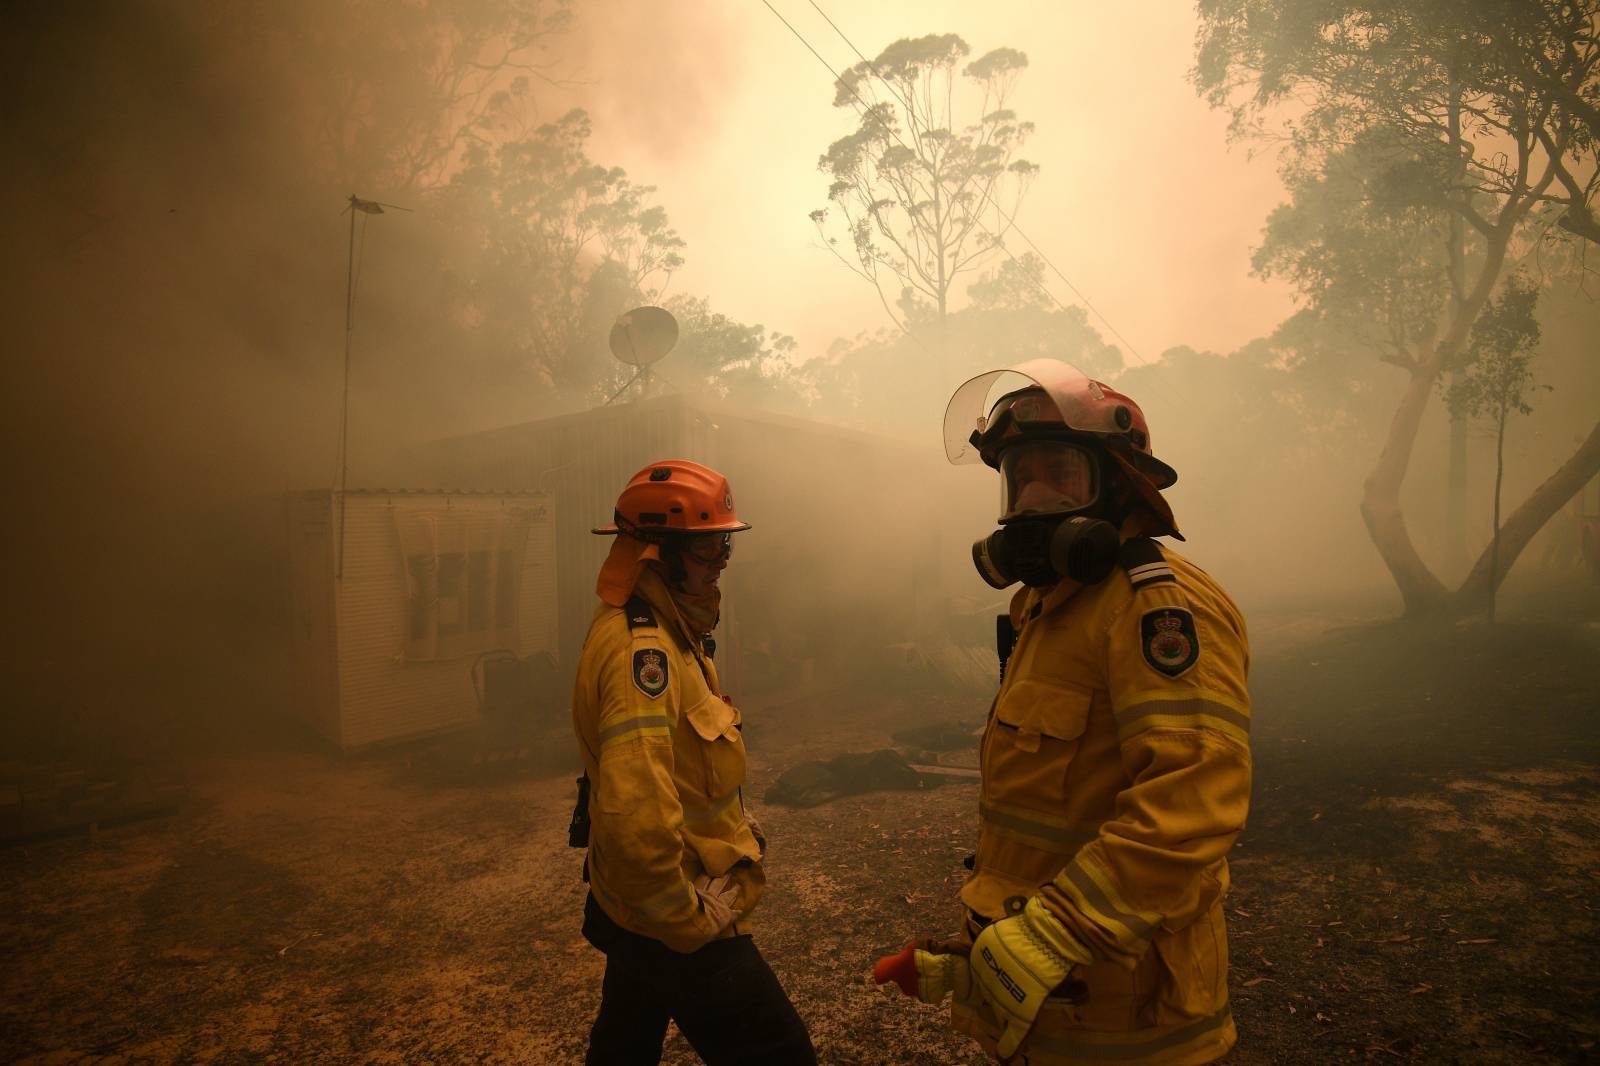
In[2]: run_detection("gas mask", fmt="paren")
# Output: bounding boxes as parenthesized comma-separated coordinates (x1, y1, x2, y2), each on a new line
(970, 439, 1121, 589)
(972, 515, 1120, 589)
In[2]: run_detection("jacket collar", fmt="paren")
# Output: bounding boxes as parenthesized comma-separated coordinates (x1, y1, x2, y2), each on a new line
(1010, 576, 1086, 630)
(634, 566, 699, 651)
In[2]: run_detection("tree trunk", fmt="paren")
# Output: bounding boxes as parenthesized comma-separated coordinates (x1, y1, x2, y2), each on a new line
(1362, 209, 1520, 616)
(1488, 408, 1506, 623)
(1452, 415, 1600, 613)
(1445, 85, 1469, 570)
(1448, 380, 1469, 568)
(1360, 362, 1451, 615)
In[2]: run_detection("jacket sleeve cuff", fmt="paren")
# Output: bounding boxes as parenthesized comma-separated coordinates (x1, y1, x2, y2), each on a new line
(1024, 894, 1094, 966)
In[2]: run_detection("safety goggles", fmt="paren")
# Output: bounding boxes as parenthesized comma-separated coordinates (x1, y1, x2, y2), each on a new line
(683, 532, 734, 564)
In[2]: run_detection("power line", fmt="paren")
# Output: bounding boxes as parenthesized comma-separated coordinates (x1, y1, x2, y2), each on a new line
(759, 0, 850, 95)
(769, 0, 1156, 369)
(805, 0, 1151, 366)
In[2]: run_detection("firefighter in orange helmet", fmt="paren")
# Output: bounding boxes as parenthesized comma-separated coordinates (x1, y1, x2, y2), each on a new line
(570, 459, 815, 1066)
(876, 360, 1252, 1065)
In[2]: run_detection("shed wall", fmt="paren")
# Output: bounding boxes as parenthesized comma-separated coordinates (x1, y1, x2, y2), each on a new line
(333, 492, 557, 749)
(414, 395, 951, 696)
(418, 397, 702, 669)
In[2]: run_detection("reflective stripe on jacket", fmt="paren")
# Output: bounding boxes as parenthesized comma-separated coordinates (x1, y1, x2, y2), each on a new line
(571, 567, 763, 953)
(953, 541, 1251, 1065)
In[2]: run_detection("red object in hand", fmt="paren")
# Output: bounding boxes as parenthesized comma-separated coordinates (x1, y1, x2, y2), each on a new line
(874, 941, 920, 997)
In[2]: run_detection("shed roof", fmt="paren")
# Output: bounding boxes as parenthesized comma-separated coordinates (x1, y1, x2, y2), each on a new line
(297, 487, 551, 498)
(427, 392, 923, 455)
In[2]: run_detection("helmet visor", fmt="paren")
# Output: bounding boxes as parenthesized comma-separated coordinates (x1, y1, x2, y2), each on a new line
(999, 441, 1099, 521)
(943, 358, 1126, 464)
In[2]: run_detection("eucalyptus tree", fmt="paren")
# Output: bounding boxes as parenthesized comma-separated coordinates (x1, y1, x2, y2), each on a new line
(309, 0, 574, 193)
(663, 295, 804, 410)
(809, 34, 1039, 342)
(1443, 277, 1548, 620)
(1196, 0, 1600, 616)
(439, 109, 685, 406)
(801, 260, 1122, 438)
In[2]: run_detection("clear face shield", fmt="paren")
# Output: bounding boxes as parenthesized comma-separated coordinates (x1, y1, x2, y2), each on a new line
(945, 361, 1182, 583)
(942, 358, 1126, 465)
(944, 360, 1128, 588)
(999, 441, 1099, 522)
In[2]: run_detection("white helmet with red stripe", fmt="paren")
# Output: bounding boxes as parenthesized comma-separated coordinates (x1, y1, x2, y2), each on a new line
(944, 359, 1179, 536)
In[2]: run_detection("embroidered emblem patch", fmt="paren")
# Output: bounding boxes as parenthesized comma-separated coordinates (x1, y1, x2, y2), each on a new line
(1141, 608, 1199, 677)
(633, 648, 669, 698)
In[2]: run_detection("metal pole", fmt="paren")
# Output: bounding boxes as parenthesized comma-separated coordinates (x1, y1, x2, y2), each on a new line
(337, 194, 357, 578)
(603, 366, 645, 406)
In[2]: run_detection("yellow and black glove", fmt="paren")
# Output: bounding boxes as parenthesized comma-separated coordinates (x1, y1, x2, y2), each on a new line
(873, 938, 972, 1004)
(968, 897, 1092, 1059)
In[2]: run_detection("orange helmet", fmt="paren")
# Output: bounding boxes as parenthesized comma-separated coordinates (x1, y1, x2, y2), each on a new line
(593, 459, 751, 541)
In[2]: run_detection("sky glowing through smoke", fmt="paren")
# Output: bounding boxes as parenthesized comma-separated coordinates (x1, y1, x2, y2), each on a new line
(550, 0, 1298, 366)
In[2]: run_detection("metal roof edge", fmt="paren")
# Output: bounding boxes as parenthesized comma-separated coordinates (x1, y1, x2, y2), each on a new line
(294, 487, 553, 498)
(421, 390, 922, 453)
(426, 393, 690, 449)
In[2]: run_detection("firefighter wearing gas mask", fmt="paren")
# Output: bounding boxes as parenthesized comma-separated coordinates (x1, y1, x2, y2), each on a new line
(571, 459, 815, 1066)
(877, 360, 1252, 1065)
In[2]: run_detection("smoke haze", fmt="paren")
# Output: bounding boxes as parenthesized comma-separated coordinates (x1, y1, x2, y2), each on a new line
(2, 0, 1596, 746)
(3, 6, 1600, 1064)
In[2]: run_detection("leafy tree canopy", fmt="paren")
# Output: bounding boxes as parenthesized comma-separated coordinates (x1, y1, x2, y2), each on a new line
(1445, 274, 1546, 423)
(433, 108, 685, 407)
(304, 0, 574, 192)
(801, 296, 1120, 435)
(811, 33, 1039, 333)
(1195, 0, 1598, 245)
(661, 296, 803, 410)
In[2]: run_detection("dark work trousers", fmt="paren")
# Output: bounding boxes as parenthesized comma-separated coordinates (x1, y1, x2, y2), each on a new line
(582, 892, 816, 1066)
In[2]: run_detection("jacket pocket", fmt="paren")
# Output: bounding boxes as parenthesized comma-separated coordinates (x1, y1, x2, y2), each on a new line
(1144, 884, 1228, 1026)
(1159, 862, 1227, 935)
(684, 694, 746, 799)
(984, 678, 1093, 807)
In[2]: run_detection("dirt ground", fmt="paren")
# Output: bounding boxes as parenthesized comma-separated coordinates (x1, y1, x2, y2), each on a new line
(3, 609, 1598, 1065)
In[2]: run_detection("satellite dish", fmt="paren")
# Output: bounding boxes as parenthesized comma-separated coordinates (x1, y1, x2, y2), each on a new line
(609, 306, 679, 367)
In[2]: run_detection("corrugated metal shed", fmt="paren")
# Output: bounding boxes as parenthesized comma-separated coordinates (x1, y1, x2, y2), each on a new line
(287, 489, 557, 750)
(420, 396, 710, 668)
(413, 394, 962, 694)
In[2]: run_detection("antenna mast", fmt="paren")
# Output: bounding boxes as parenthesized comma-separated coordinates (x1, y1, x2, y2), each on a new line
(336, 193, 409, 576)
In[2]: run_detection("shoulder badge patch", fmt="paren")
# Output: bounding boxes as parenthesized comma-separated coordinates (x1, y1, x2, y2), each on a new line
(632, 648, 669, 698)
(1141, 608, 1199, 677)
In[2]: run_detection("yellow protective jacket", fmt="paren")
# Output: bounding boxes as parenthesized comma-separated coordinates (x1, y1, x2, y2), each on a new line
(571, 567, 764, 954)
(954, 538, 1251, 1065)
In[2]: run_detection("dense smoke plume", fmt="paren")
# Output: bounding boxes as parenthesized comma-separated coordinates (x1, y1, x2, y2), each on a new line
(3, 3, 1596, 758)
(0, 2, 739, 744)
